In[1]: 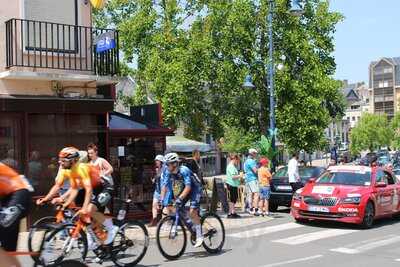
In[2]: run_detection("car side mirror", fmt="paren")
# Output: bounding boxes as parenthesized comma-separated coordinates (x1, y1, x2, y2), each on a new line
(375, 181, 387, 188)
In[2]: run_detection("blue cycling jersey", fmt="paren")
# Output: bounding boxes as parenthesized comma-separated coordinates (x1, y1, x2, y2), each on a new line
(160, 165, 202, 197)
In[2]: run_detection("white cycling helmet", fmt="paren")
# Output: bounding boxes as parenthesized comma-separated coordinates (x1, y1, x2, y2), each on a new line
(164, 153, 179, 164)
(155, 155, 165, 162)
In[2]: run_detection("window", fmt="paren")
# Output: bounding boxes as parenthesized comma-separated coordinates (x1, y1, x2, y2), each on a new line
(357, 116, 360, 121)
(28, 114, 107, 195)
(0, 114, 23, 172)
(384, 67, 393, 74)
(24, 0, 79, 52)
(352, 117, 355, 121)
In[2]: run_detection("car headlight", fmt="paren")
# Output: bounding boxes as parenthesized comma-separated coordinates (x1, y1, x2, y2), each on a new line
(341, 196, 361, 204)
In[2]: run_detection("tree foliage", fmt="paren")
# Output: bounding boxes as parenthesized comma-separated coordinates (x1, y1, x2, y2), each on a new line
(391, 112, 400, 149)
(219, 125, 256, 154)
(350, 114, 393, 155)
(94, 0, 344, 150)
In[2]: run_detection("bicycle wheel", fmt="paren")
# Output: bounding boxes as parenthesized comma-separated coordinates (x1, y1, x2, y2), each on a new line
(39, 224, 87, 266)
(111, 221, 149, 267)
(201, 213, 225, 254)
(28, 216, 56, 263)
(156, 215, 187, 260)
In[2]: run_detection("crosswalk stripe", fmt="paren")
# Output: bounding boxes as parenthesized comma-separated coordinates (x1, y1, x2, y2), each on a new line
(272, 228, 359, 245)
(331, 235, 400, 254)
(228, 222, 304, 238)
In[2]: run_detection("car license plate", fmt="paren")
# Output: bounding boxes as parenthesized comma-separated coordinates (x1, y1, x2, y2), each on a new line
(276, 185, 292, 191)
(308, 206, 329, 213)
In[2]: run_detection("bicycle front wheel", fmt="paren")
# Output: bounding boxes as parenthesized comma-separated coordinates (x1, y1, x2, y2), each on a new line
(28, 216, 56, 263)
(111, 220, 149, 267)
(156, 215, 187, 260)
(201, 213, 225, 254)
(39, 224, 88, 266)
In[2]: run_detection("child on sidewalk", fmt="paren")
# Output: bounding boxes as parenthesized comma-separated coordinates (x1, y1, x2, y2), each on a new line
(258, 158, 272, 216)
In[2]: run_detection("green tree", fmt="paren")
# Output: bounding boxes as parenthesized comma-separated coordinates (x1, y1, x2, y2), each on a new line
(350, 114, 393, 155)
(391, 112, 400, 149)
(220, 125, 257, 154)
(94, 0, 344, 151)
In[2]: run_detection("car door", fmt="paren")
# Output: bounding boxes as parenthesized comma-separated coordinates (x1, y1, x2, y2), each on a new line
(384, 171, 400, 213)
(375, 170, 393, 215)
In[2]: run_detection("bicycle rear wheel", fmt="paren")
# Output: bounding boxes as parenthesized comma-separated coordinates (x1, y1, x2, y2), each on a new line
(156, 215, 187, 260)
(111, 220, 149, 267)
(201, 213, 225, 254)
(39, 224, 87, 266)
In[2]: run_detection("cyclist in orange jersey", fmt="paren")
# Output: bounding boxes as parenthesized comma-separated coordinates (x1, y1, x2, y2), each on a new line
(0, 163, 33, 251)
(37, 147, 118, 246)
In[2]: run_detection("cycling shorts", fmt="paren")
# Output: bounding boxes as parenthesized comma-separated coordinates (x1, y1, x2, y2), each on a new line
(0, 189, 31, 219)
(183, 188, 202, 209)
(75, 183, 112, 212)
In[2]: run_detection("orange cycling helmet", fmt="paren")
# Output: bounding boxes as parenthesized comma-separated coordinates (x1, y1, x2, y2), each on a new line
(59, 147, 80, 160)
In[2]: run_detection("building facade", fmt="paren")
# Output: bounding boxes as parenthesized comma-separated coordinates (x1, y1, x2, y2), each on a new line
(0, 0, 118, 195)
(369, 57, 400, 118)
(325, 81, 371, 147)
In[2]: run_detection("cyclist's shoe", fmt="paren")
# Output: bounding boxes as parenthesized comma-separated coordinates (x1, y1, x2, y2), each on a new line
(104, 225, 119, 245)
(194, 236, 204, 248)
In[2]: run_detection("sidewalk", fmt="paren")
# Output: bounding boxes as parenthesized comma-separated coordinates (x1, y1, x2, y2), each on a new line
(17, 211, 273, 250)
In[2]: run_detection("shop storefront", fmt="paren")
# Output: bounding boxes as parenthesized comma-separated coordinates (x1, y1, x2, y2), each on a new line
(109, 112, 174, 219)
(0, 97, 112, 224)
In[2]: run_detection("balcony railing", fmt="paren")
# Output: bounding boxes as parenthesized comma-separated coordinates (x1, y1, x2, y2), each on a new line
(5, 18, 119, 76)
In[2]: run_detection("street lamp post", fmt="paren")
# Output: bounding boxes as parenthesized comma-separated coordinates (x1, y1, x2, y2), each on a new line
(243, 0, 304, 170)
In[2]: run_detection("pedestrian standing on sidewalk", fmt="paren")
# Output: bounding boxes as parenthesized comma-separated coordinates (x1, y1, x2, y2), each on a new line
(258, 157, 272, 216)
(226, 154, 243, 218)
(288, 152, 301, 193)
(150, 155, 165, 226)
(244, 148, 259, 215)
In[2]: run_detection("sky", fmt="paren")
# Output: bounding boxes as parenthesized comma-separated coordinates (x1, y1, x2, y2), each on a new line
(330, 0, 400, 84)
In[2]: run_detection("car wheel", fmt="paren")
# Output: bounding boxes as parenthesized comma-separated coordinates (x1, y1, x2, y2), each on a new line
(361, 201, 374, 229)
(269, 203, 278, 212)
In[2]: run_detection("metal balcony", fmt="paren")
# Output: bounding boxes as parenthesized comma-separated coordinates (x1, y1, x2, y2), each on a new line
(5, 18, 119, 76)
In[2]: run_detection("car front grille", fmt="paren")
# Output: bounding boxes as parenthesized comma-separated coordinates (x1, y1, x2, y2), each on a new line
(299, 210, 345, 218)
(303, 196, 338, 206)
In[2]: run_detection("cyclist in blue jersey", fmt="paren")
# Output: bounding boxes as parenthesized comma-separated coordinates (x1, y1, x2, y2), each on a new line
(160, 153, 204, 247)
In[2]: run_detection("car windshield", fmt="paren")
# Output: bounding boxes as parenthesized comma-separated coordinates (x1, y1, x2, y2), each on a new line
(317, 171, 371, 186)
(274, 167, 288, 177)
(274, 167, 322, 178)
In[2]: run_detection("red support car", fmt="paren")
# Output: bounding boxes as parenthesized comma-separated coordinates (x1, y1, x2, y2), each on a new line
(291, 165, 400, 228)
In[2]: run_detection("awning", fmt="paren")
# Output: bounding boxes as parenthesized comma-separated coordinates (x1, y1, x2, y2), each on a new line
(166, 136, 212, 152)
(109, 112, 174, 137)
(0, 95, 113, 113)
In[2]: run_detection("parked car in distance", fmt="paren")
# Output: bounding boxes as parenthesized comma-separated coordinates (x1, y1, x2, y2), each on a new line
(291, 165, 400, 228)
(269, 166, 325, 212)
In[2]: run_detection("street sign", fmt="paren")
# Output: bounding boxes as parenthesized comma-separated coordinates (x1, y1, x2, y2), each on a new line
(95, 31, 116, 53)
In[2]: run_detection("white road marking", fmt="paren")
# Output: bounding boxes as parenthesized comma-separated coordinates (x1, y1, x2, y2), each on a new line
(261, 254, 324, 267)
(331, 235, 400, 254)
(227, 222, 304, 238)
(272, 228, 358, 245)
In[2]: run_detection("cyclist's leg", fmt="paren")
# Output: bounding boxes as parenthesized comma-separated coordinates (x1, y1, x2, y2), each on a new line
(90, 185, 118, 244)
(0, 248, 21, 267)
(0, 189, 31, 251)
(188, 189, 203, 247)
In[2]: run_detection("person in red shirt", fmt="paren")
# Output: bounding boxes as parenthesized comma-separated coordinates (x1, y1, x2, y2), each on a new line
(0, 163, 33, 251)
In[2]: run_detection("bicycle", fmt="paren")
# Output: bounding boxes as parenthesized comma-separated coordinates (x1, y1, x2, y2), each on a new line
(156, 204, 225, 260)
(39, 197, 149, 266)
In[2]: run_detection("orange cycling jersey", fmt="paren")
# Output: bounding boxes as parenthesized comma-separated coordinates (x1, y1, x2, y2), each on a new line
(0, 163, 30, 196)
(56, 162, 101, 189)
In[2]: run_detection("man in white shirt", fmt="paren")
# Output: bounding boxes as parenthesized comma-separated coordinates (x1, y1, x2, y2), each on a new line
(287, 153, 301, 193)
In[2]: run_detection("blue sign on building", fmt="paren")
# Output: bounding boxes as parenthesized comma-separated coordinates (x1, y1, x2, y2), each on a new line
(96, 31, 116, 53)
